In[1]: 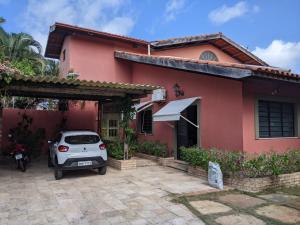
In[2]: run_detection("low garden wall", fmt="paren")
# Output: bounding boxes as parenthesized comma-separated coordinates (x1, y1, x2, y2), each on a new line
(107, 154, 171, 170)
(187, 165, 300, 192)
(107, 157, 137, 170)
(224, 172, 300, 192)
(181, 146, 300, 192)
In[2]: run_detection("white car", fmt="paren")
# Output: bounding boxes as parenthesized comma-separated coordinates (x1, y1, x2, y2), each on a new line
(48, 131, 107, 180)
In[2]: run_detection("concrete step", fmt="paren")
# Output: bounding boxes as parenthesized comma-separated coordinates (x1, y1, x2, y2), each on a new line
(166, 159, 189, 172)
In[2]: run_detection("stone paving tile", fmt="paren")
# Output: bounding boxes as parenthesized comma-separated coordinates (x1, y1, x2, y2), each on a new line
(258, 193, 299, 203)
(0, 160, 211, 225)
(218, 193, 266, 208)
(288, 198, 300, 209)
(256, 204, 300, 224)
(190, 200, 232, 215)
(215, 214, 266, 225)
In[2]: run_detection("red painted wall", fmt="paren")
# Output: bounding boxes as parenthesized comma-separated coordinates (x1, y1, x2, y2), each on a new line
(1, 108, 97, 154)
(242, 79, 300, 154)
(152, 44, 240, 64)
(131, 63, 244, 153)
(60, 36, 146, 82)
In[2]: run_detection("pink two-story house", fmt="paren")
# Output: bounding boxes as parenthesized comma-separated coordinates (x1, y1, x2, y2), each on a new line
(45, 22, 300, 159)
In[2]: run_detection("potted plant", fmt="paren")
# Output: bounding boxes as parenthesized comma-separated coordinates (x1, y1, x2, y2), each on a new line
(66, 68, 79, 79)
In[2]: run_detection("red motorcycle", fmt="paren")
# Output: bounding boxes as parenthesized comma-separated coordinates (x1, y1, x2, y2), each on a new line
(8, 134, 30, 172)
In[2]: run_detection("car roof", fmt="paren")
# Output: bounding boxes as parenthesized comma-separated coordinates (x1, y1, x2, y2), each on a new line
(60, 131, 99, 136)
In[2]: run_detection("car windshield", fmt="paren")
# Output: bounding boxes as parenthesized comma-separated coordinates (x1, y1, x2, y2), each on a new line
(65, 135, 100, 144)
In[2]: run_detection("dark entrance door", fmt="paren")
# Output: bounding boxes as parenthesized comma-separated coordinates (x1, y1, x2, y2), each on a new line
(177, 104, 198, 159)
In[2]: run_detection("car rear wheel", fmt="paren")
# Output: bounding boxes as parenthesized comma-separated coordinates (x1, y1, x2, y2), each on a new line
(98, 166, 107, 175)
(54, 157, 63, 180)
(54, 168, 63, 180)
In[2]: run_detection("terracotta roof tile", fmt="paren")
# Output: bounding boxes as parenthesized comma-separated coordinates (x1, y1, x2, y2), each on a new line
(115, 51, 300, 81)
(0, 63, 160, 91)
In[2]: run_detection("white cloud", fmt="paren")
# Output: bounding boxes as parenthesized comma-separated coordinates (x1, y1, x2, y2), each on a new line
(252, 40, 300, 73)
(20, 0, 135, 52)
(164, 0, 186, 22)
(209, 1, 252, 25)
(101, 17, 134, 35)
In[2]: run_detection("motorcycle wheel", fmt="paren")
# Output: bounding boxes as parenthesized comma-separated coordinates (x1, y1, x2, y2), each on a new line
(19, 160, 26, 172)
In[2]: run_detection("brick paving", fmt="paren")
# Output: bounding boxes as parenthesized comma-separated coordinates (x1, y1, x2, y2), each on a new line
(0, 159, 212, 225)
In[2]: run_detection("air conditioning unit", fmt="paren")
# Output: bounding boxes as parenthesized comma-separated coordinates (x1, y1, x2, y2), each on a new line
(152, 89, 166, 102)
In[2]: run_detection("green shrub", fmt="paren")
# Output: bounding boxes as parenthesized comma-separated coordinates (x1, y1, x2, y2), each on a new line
(107, 141, 124, 160)
(138, 141, 168, 158)
(107, 140, 138, 160)
(181, 146, 210, 168)
(243, 154, 269, 178)
(180, 146, 300, 178)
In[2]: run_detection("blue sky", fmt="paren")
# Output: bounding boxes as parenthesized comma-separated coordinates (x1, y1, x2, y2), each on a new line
(1, 0, 300, 72)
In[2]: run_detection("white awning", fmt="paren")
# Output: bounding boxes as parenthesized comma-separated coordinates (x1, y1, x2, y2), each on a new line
(134, 101, 151, 111)
(153, 97, 200, 122)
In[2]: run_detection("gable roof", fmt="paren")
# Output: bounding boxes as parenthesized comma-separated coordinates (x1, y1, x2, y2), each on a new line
(45, 22, 148, 59)
(150, 33, 268, 66)
(115, 51, 300, 83)
(45, 23, 267, 66)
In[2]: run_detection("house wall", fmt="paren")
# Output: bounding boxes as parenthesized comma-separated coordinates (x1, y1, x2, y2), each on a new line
(1, 108, 97, 154)
(62, 36, 146, 82)
(132, 63, 244, 154)
(152, 44, 241, 64)
(59, 36, 71, 78)
(242, 79, 300, 154)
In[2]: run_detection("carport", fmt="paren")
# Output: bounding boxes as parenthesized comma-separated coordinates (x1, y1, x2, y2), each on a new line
(0, 67, 159, 159)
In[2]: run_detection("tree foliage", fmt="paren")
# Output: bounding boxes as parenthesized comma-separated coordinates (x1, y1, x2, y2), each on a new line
(0, 17, 59, 110)
(0, 17, 58, 76)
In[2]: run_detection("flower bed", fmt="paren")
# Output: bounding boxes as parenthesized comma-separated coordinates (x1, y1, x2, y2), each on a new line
(181, 147, 300, 192)
(137, 141, 168, 158)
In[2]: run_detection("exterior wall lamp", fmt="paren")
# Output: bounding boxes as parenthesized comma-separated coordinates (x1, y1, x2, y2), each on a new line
(173, 83, 184, 97)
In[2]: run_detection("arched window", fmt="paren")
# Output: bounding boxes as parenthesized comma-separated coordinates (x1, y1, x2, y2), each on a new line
(199, 51, 218, 61)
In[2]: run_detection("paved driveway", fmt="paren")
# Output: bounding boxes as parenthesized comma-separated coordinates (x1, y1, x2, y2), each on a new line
(0, 159, 213, 225)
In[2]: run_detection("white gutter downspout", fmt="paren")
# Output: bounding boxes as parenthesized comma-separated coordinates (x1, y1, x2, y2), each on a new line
(147, 44, 151, 56)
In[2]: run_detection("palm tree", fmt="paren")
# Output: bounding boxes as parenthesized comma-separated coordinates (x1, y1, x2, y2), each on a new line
(44, 59, 59, 76)
(0, 32, 45, 75)
(0, 32, 42, 61)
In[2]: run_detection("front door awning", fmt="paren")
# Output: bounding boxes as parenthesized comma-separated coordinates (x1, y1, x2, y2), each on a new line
(134, 101, 152, 112)
(153, 97, 199, 123)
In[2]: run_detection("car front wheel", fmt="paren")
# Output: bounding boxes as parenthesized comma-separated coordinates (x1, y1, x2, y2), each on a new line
(98, 166, 107, 175)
